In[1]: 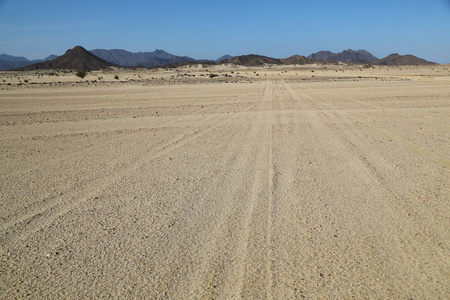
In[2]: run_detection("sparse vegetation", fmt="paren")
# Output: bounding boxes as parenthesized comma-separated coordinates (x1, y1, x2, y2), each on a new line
(76, 71, 87, 79)
(114, 75, 119, 80)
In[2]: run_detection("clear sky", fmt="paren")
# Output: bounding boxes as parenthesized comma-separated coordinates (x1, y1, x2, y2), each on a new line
(0, 0, 449, 63)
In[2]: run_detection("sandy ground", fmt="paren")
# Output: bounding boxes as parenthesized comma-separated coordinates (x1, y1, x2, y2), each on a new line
(1, 65, 449, 299)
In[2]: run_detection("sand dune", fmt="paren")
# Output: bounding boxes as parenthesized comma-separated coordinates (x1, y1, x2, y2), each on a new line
(1, 66, 449, 298)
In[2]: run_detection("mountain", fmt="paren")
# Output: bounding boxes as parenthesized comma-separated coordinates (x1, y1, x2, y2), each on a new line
(0, 54, 59, 71)
(89, 49, 195, 68)
(14, 46, 114, 71)
(307, 51, 334, 61)
(281, 55, 315, 65)
(220, 54, 283, 66)
(138, 56, 195, 68)
(40, 54, 58, 62)
(308, 49, 378, 63)
(216, 55, 233, 62)
(374, 53, 436, 65)
(0, 54, 29, 62)
(0, 61, 29, 71)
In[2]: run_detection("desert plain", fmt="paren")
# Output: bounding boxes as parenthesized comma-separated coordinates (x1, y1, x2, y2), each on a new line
(1, 64, 449, 299)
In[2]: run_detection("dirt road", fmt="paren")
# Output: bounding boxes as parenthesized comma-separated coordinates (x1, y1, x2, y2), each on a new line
(1, 77, 449, 298)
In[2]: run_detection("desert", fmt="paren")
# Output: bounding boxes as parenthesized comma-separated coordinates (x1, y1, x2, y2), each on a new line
(1, 63, 449, 298)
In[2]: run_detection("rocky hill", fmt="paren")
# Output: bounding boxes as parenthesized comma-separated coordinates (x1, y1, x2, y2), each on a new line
(0, 54, 58, 71)
(216, 55, 233, 62)
(14, 46, 114, 71)
(89, 49, 195, 68)
(281, 55, 315, 65)
(374, 53, 436, 65)
(308, 49, 378, 63)
(220, 54, 283, 66)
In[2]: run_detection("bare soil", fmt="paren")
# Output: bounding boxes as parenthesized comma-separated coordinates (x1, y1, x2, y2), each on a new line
(1, 65, 449, 299)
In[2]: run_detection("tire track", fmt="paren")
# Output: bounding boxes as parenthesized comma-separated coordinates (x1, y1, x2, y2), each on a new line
(319, 110, 450, 245)
(148, 85, 266, 299)
(232, 81, 274, 299)
(1, 89, 259, 221)
(186, 96, 266, 299)
(304, 110, 450, 294)
(1, 106, 229, 221)
(266, 84, 275, 300)
(291, 83, 450, 169)
(148, 110, 261, 299)
(281, 80, 325, 111)
(288, 84, 450, 255)
(0, 101, 257, 253)
(2, 103, 215, 178)
(174, 81, 271, 299)
(269, 86, 300, 299)
(293, 85, 450, 130)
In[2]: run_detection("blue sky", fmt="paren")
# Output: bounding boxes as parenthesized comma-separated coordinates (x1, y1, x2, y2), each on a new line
(0, 0, 449, 63)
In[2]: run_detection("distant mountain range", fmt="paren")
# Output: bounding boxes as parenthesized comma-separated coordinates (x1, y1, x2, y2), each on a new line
(306, 49, 436, 65)
(308, 49, 378, 63)
(1, 49, 231, 70)
(216, 55, 233, 62)
(15, 46, 114, 71)
(0, 54, 58, 71)
(220, 54, 283, 66)
(375, 53, 436, 65)
(89, 49, 196, 68)
(280, 55, 316, 65)
(3, 46, 437, 71)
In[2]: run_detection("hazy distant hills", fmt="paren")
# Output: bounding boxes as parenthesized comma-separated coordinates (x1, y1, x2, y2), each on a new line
(3, 46, 439, 71)
(306, 50, 436, 65)
(0, 54, 58, 71)
(216, 55, 233, 62)
(89, 49, 196, 68)
(15, 46, 114, 71)
(280, 55, 315, 65)
(220, 54, 283, 66)
(374, 53, 436, 65)
(308, 49, 379, 63)
(0, 54, 29, 62)
(220, 54, 327, 66)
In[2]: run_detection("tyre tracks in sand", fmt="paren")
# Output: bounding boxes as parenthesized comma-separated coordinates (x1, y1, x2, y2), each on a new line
(2, 80, 449, 299)
(148, 81, 276, 299)
(0, 90, 259, 253)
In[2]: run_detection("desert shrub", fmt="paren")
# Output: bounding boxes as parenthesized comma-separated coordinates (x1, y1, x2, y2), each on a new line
(114, 75, 119, 80)
(24, 79, 28, 83)
(76, 71, 87, 79)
